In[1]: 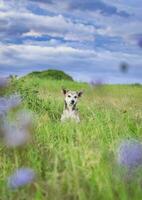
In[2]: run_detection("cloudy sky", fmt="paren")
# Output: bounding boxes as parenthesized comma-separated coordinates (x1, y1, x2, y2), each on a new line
(0, 0, 142, 83)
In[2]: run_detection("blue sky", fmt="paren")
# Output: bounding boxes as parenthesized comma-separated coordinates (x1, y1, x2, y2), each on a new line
(0, 0, 142, 83)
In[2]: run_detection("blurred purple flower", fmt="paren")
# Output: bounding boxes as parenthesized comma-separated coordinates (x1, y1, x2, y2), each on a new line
(0, 77, 9, 88)
(138, 38, 142, 48)
(2, 111, 33, 147)
(3, 124, 29, 147)
(90, 79, 103, 87)
(117, 139, 142, 169)
(8, 168, 35, 189)
(16, 110, 33, 128)
(90, 80, 96, 86)
(130, 34, 142, 48)
(0, 94, 22, 114)
(7, 94, 22, 109)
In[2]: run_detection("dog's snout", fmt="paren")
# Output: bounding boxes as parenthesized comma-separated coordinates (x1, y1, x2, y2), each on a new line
(71, 100, 75, 104)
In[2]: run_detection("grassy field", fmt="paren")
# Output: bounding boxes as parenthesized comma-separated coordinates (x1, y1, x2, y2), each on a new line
(0, 76, 142, 200)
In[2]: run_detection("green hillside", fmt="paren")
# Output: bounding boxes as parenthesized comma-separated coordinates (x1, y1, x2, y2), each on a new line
(27, 69, 73, 81)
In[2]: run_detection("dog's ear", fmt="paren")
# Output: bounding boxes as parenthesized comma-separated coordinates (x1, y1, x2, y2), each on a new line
(62, 87, 68, 95)
(78, 90, 83, 97)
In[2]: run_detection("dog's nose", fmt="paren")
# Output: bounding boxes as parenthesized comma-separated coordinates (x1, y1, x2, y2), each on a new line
(71, 100, 75, 104)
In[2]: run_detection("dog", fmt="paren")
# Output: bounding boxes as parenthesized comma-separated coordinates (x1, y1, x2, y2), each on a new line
(61, 88, 83, 123)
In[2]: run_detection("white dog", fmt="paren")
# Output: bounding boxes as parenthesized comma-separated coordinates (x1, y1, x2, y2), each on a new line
(61, 88, 83, 123)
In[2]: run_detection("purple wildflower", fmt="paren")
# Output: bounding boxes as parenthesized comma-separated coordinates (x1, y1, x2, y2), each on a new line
(16, 110, 33, 128)
(0, 77, 9, 88)
(4, 126, 29, 147)
(0, 94, 22, 115)
(117, 139, 142, 169)
(8, 168, 35, 189)
(2, 119, 31, 147)
(138, 37, 142, 48)
(7, 94, 22, 109)
(90, 79, 103, 87)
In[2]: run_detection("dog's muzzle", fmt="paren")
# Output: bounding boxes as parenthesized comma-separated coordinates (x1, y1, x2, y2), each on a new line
(71, 100, 75, 105)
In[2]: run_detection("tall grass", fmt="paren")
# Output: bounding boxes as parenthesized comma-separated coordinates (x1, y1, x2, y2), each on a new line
(0, 77, 142, 200)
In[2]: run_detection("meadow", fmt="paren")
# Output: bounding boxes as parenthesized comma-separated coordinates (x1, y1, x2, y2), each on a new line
(0, 75, 142, 200)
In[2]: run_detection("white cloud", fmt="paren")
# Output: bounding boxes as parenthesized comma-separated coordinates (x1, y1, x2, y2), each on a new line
(22, 30, 42, 37)
(0, 9, 95, 42)
(0, 44, 96, 63)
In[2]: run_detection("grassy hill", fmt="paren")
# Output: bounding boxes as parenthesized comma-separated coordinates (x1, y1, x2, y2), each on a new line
(27, 69, 73, 81)
(0, 73, 142, 200)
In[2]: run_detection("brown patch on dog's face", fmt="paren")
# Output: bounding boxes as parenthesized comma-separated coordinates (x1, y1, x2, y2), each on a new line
(62, 88, 83, 108)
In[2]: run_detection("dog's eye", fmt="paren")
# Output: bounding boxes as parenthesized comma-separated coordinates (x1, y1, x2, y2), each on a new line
(68, 95, 71, 98)
(74, 96, 77, 98)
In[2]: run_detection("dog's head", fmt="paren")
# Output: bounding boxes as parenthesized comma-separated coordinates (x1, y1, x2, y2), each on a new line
(62, 88, 83, 109)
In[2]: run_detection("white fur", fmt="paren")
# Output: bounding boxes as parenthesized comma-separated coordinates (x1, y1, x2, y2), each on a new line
(61, 109, 80, 123)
